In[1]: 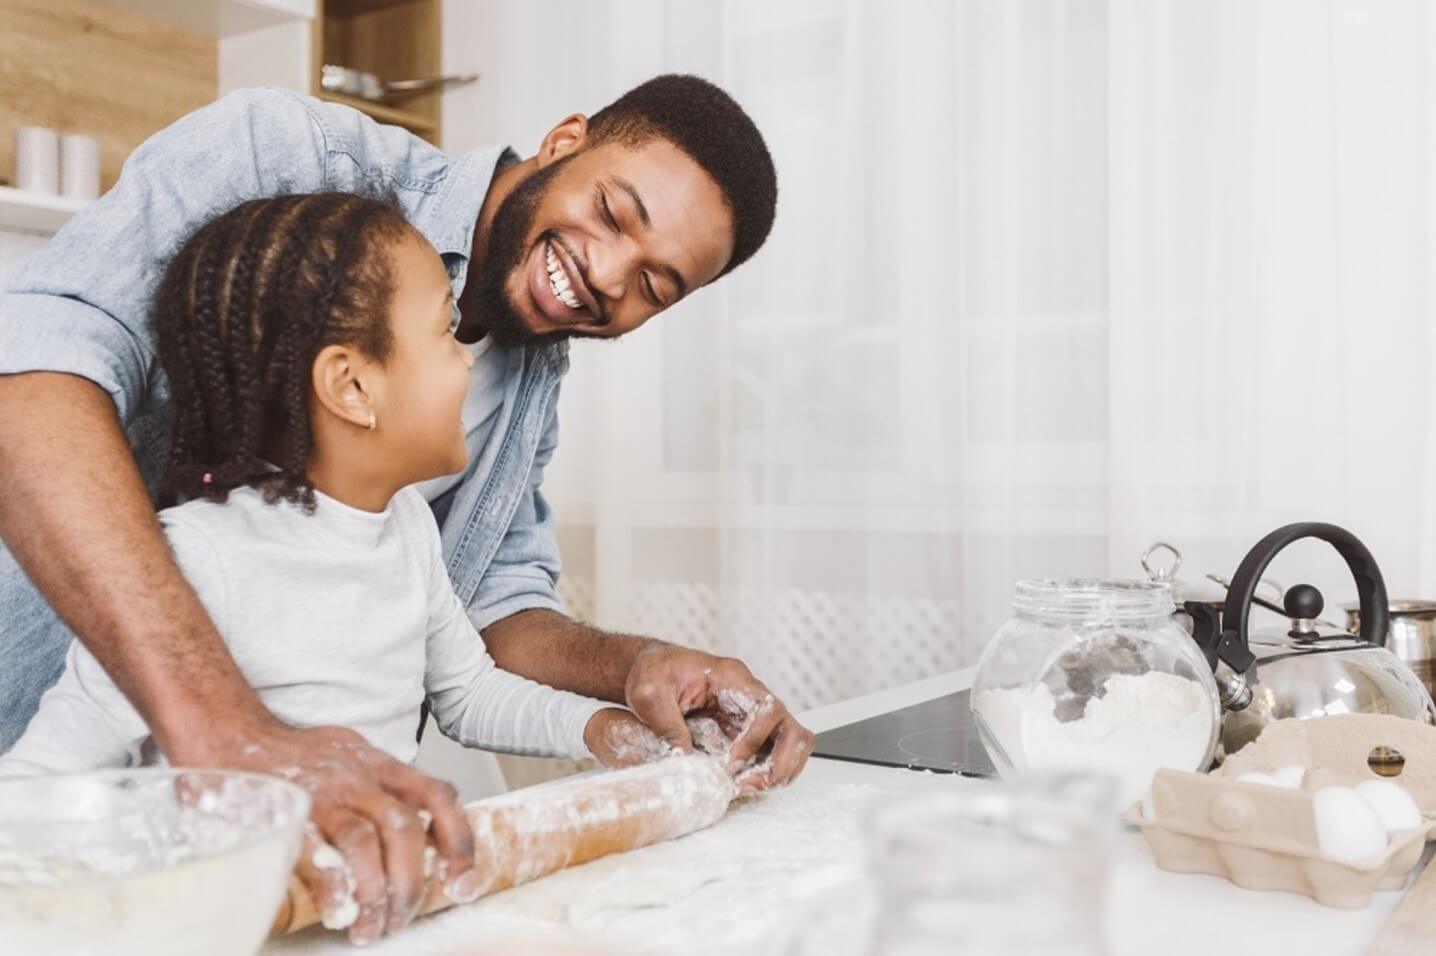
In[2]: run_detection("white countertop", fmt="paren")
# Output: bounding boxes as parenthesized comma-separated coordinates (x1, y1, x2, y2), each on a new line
(268, 670, 1411, 955)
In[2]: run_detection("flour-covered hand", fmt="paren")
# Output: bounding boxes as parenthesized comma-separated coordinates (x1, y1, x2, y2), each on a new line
(623, 645, 815, 793)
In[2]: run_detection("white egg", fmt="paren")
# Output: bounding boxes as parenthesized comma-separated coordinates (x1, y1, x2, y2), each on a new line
(1312, 786, 1389, 864)
(1270, 766, 1307, 790)
(1355, 780, 1423, 833)
(1236, 771, 1279, 788)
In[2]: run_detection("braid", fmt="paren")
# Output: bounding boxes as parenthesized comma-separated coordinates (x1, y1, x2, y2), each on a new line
(190, 211, 243, 497)
(220, 199, 288, 489)
(154, 192, 412, 510)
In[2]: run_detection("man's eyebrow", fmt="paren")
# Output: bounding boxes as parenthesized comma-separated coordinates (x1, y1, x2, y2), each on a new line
(610, 176, 651, 229)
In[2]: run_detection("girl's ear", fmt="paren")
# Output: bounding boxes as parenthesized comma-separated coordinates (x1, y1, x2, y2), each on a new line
(311, 344, 379, 430)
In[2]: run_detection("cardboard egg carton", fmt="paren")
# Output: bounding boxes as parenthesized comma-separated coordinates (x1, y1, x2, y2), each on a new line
(1128, 716, 1436, 909)
(1215, 714, 1436, 815)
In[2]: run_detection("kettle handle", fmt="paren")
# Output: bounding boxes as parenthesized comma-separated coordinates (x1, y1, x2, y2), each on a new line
(1224, 522, 1389, 650)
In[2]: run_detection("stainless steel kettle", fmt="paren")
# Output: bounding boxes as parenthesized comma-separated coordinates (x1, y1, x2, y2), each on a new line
(1184, 522, 1436, 757)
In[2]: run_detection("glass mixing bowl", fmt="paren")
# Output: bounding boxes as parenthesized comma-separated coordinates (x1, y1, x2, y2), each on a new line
(0, 768, 309, 956)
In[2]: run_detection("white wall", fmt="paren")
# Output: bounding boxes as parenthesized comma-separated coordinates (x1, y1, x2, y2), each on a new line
(218, 19, 310, 95)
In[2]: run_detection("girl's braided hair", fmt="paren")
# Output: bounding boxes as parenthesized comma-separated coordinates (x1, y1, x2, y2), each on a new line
(153, 192, 413, 511)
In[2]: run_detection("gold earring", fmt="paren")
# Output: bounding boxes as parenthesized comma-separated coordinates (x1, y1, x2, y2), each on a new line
(367, 412, 376, 431)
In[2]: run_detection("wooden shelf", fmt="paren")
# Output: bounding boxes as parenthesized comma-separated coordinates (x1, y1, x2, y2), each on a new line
(94, 0, 315, 37)
(0, 186, 89, 235)
(317, 91, 436, 134)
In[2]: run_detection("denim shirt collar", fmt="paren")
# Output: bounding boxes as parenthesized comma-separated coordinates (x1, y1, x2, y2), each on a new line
(419, 145, 520, 265)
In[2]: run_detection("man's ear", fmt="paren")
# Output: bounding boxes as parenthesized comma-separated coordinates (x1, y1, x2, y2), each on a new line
(311, 344, 377, 430)
(537, 113, 590, 167)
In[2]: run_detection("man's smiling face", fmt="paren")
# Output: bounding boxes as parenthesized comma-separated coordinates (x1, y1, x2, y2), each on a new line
(469, 135, 736, 347)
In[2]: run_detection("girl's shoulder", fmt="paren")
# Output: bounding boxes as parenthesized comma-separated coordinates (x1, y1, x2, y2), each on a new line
(388, 485, 441, 534)
(388, 485, 445, 561)
(156, 486, 270, 550)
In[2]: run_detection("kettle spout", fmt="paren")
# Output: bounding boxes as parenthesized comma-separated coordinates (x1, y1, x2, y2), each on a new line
(1215, 662, 1252, 711)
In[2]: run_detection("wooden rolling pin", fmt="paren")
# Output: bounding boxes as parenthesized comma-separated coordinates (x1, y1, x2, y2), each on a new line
(270, 754, 739, 936)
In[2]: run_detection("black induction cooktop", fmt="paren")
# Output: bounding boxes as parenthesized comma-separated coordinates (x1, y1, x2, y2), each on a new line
(812, 688, 998, 777)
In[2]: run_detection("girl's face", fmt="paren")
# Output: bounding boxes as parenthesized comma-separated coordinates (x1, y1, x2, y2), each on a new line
(373, 232, 474, 485)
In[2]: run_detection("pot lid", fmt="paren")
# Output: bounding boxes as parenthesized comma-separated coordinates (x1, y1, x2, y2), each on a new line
(1141, 542, 1228, 604)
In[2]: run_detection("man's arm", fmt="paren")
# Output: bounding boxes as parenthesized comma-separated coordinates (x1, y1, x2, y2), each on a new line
(480, 607, 654, 703)
(0, 374, 257, 753)
(467, 381, 814, 791)
(482, 607, 815, 792)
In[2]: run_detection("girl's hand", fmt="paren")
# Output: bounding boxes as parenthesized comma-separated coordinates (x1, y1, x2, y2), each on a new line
(583, 707, 675, 768)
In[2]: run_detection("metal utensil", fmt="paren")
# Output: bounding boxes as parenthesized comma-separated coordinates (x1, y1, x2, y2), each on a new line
(321, 64, 478, 103)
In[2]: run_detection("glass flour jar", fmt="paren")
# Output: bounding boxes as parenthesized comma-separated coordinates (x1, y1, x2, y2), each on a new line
(970, 579, 1221, 808)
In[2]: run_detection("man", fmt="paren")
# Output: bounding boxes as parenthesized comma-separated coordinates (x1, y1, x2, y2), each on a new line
(0, 74, 812, 942)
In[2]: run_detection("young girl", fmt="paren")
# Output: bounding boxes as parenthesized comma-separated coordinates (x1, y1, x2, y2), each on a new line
(0, 192, 650, 935)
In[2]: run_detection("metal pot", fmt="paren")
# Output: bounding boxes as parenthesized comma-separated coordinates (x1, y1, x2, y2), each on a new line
(1185, 522, 1436, 757)
(321, 64, 478, 103)
(1344, 600, 1436, 700)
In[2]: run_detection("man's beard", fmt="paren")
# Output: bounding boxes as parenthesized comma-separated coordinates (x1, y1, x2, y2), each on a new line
(466, 157, 578, 348)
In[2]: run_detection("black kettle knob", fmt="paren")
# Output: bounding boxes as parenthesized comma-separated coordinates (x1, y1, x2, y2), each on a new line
(1283, 583, 1325, 621)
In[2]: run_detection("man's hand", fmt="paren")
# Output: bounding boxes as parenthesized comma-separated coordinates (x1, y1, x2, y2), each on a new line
(624, 645, 815, 794)
(179, 718, 478, 945)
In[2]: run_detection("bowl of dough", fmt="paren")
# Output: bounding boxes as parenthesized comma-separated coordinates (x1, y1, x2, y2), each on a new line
(0, 768, 310, 956)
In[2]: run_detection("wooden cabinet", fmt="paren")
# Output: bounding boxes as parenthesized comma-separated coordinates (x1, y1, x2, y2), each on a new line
(312, 0, 443, 143)
(0, 0, 219, 235)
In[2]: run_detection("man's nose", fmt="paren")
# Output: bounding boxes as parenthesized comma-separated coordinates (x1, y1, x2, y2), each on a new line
(587, 237, 642, 305)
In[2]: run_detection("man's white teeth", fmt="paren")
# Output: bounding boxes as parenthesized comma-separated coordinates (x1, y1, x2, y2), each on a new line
(545, 243, 583, 310)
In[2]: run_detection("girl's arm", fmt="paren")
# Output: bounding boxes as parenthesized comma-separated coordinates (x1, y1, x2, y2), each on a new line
(424, 581, 618, 758)
(405, 491, 617, 758)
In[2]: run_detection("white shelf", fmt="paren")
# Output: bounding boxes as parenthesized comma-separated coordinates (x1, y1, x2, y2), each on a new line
(0, 187, 89, 236)
(94, 0, 316, 38)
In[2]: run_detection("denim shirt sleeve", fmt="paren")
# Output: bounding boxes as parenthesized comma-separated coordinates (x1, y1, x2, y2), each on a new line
(0, 88, 327, 424)
(468, 382, 566, 632)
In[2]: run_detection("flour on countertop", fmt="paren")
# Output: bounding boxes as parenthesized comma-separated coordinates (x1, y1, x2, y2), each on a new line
(263, 780, 890, 955)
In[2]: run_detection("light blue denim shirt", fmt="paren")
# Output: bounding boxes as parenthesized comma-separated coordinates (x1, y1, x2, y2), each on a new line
(0, 89, 569, 744)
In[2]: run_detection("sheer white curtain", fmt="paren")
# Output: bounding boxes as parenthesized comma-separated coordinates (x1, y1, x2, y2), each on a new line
(443, 0, 1436, 711)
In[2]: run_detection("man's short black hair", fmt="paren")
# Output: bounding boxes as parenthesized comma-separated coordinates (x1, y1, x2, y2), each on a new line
(588, 73, 777, 279)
